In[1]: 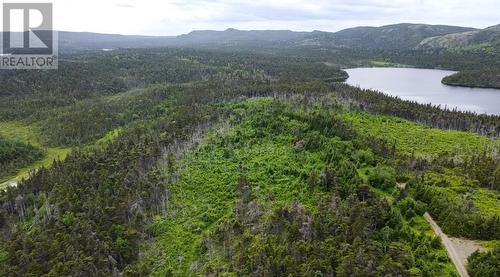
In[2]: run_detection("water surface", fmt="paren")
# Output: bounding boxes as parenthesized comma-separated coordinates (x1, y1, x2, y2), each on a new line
(345, 67, 500, 115)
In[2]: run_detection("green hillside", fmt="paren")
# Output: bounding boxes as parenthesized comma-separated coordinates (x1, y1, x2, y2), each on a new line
(417, 24, 500, 51)
(304, 23, 475, 50)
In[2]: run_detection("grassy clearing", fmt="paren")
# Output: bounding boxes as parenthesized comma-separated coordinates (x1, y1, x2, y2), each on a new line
(369, 60, 413, 68)
(148, 114, 323, 274)
(0, 147, 70, 185)
(422, 181, 500, 218)
(0, 120, 129, 188)
(340, 112, 498, 157)
(0, 121, 40, 143)
(482, 240, 500, 249)
(92, 127, 123, 148)
(424, 170, 479, 188)
(0, 121, 71, 187)
(422, 170, 500, 218)
(149, 135, 239, 274)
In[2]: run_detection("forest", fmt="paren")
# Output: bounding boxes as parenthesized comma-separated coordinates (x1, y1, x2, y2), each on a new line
(0, 47, 498, 276)
(442, 69, 500, 89)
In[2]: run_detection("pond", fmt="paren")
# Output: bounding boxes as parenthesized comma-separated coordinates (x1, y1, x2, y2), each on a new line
(345, 67, 500, 115)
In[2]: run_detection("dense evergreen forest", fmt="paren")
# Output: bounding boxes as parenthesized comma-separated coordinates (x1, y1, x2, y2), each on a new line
(442, 69, 500, 89)
(0, 47, 499, 276)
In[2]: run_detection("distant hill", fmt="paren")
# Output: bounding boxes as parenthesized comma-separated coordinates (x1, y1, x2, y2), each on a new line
(1, 23, 493, 53)
(44, 29, 308, 52)
(58, 32, 176, 52)
(298, 23, 476, 50)
(417, 24, 500, 50)
(0, 31, 177, 53)
(175, 28, 309, 46)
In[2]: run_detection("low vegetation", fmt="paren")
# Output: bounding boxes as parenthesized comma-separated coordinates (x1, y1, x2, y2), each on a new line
(468, 245, 500, 277)
(340, 112, 497, 158)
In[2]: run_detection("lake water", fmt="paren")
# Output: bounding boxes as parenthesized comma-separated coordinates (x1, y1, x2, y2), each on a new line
(345, 67, 500, 115)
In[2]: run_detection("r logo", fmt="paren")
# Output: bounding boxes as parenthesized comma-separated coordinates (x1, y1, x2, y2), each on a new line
(2, 3, 53, 55)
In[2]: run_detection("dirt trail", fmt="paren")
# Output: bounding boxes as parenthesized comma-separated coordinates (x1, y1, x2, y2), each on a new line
(449, 237, 485, 265)
(424, 212, 470, 277)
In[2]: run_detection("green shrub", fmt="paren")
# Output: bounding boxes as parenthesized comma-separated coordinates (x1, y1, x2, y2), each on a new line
(368, 165, 397, 190)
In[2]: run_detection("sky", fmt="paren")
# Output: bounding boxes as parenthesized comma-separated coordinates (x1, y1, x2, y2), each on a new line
(2, 0, 500, 35)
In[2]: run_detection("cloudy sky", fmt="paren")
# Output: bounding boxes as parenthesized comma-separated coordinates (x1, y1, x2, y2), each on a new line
(4, 0, 500, 35)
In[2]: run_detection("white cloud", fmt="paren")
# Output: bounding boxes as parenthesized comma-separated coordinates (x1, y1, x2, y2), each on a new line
(3, 0, 499, 35)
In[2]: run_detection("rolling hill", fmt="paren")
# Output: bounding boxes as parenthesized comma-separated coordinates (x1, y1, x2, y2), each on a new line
(1, 23, 482, 53)
(299, 23, 476, 50)
(417, 24, 500, 50)
(175, 28, 309, 46)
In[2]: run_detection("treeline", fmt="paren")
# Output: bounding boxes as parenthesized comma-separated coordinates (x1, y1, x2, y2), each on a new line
(266, 45, 500, 91)
(373, 49, 500, 71)
(181, 49, 348, 81)
(463, 153, 500, 191)
(442, 69, 500, 89)
(0, 138, 45, 179)
(329, 82, 500, 137)
(227, 80, 500, 137)
(207, 42, 500, 71)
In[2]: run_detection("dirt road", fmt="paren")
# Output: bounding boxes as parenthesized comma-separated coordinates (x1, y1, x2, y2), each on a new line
(424, 212, 469, 277)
